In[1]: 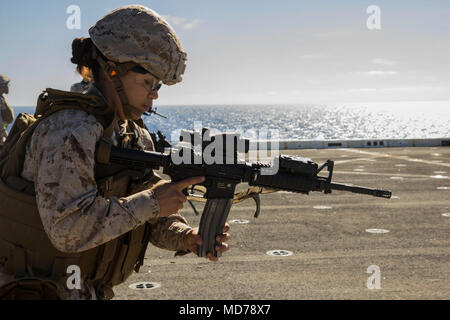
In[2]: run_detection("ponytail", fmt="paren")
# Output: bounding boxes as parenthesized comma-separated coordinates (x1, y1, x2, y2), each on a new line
(71, 37, 99, 82)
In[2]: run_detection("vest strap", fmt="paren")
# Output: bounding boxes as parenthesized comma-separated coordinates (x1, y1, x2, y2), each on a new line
(134, 223, 152, 272)
(5, 175, 35, 196)
(51, 257, 68, 280)
(89, 240, 118, 283)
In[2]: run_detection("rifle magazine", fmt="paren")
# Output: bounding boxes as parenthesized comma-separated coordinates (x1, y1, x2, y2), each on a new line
(198, 198, 233, 258)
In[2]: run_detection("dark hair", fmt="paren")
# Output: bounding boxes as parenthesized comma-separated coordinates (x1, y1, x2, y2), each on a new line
(71, 37, 100, 82)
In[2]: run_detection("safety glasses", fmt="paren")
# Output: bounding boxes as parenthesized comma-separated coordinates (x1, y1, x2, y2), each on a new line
(132, 66, 162, 92)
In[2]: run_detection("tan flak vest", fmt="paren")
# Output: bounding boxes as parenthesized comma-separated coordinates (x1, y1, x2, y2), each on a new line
(0, 89, 155, 300)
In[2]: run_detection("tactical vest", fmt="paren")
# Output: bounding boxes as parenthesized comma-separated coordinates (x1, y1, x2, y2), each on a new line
(0, 89, 155, 300)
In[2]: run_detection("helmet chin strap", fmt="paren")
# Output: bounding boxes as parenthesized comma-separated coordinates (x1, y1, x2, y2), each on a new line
(92, 49, 144, 121)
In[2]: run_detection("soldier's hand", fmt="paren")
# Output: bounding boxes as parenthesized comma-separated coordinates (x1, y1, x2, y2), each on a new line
(151, 176, 205, 217)
(184, 223, 231, 262)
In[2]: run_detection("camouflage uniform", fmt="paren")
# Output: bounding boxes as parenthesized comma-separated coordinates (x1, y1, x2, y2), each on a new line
(0, 85, 192, 299)
(1, 5, 190, 299)
(0, 96, 8, 144)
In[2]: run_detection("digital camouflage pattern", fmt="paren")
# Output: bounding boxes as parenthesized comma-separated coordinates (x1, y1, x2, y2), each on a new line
(0, 84, 192, 299)
(89, 5, 187, 85)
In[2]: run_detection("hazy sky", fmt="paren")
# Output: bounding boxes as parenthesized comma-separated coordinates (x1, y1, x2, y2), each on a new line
(0, 0, 449, 106)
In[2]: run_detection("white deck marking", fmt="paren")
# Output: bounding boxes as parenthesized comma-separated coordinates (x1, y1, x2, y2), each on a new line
(366, 228, 390, 234)
(334, 157, 378, 164)
(334, 171, 449, 179)
(341, 149, 450, 168)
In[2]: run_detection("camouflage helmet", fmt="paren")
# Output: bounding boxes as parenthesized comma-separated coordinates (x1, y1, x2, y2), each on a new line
(88, 5, 187, 85)
(0, 75, 10, 85)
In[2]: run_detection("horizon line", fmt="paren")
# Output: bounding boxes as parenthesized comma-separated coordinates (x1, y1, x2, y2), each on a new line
(10, 99, 450, 108)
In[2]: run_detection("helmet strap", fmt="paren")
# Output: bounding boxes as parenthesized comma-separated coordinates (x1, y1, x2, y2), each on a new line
(92, 49, 144, 123)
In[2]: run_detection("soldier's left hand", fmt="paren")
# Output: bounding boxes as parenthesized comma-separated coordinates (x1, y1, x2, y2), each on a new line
(184, 223, 231, 262)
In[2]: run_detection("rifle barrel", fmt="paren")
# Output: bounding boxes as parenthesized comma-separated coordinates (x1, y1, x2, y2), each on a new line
(329, 182, 392, 198)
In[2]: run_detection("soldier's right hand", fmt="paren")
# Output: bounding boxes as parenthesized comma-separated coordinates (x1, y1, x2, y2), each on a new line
(151, 176, 205, 217)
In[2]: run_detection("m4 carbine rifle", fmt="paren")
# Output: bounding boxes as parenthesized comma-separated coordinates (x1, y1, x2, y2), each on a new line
(97, 128, 392, 258)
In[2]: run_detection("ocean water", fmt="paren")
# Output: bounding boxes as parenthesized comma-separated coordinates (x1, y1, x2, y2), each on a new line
(9, 101, 450, 141)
